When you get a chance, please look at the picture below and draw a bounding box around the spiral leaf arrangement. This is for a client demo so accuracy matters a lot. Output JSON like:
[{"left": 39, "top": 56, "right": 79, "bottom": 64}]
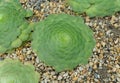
[
  {"left": 0, "top": 59, "right": 39, "bottom": 83},
  {"left": 32, "top": 14, "right": 95, "bottom": 72},
  {"left": 0, "top": 0, "right": 33, "bottom": 53},
  {"left": 66, "top": 0, "right": 120, "bottom": 17}
]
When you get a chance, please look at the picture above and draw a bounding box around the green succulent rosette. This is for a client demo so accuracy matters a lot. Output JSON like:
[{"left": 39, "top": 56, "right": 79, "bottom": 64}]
[
  {"left": 32, "top": 14, "right": 95, "bottom": 72},
  {"left": 66, "top": 0, "right": 120, "bottom": 17},
  {"left": 0, "top": 0, "right": 33, "bottom": 53},
  {"left": 0, "top": 59, "right": 39, "bottom": 83}
]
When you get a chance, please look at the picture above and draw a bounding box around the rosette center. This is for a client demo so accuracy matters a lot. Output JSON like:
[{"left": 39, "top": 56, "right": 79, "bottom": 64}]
[{"left": 56, "top": 32, "right": 71, "bottom": 47}]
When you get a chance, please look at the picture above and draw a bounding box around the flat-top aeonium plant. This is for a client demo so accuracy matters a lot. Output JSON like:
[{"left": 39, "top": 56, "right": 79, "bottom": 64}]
[
  {"left": 0, "top": 0, "right": 33, "bottom": 53},
  {"left": 0, "top": 59, "right": 39, "bottom": 83},
  {"left": 32, "top": 14, "right": 96, "bottom": 72},
  {"left": 66, "top": 0, "right": 120, "bottom": 17}
]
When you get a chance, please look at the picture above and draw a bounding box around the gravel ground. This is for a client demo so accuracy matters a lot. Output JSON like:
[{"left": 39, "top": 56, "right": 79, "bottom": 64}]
[{"left": 0, "top": 0, "right": 120, "bottom": 83}]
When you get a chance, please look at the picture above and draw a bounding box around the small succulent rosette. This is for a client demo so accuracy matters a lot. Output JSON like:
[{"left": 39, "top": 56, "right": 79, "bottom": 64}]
[
  {"left": 32, "top": 14, "right": 96, "bottom": 72},
  {"left": 66, "top": 0, "right": 120, "bottom": 17},
  {"left": 0, "top": 0, "right": 33, "bottom": 53},
  {"left": 0, "top": 59, "right": 39, "bottom": 83}
]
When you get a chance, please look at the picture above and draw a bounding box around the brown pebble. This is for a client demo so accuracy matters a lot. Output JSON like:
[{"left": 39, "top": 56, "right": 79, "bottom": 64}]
[
  {"left": 19, "top": 55, "right": 24, "bottom": 61},
  {"left": 99, "top": 54, "right": 103, "bottom": 59},
  {"left": 72, "top": 76, "right": 78, "bottom": 81},
  {"left": 93, "top": 64, "right": 97, "bottom": 70}
]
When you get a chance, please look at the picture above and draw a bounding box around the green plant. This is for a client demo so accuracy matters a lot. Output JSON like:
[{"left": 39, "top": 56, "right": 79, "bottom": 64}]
[
  {"left": 66, "top": 0, "right": 120, "bottom": 17},
  {"left": 31, "top": 14, "right": 95, "bottom": 72},
  {"left": 0, "top": 59, "right": 39, "bottom": 83},
  {"left": 0, "top": 0, "right": 33, "bottom": 53}
]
